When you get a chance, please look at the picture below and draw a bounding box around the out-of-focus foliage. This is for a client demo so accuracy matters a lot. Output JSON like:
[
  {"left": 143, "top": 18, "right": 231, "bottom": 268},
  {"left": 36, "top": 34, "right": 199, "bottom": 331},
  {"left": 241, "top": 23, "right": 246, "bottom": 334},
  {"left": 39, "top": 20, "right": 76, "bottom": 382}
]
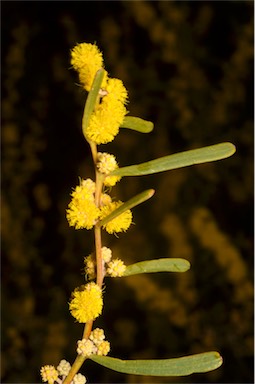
[{"left": 1, "top": 2, "right": 253, "bottom": 383}]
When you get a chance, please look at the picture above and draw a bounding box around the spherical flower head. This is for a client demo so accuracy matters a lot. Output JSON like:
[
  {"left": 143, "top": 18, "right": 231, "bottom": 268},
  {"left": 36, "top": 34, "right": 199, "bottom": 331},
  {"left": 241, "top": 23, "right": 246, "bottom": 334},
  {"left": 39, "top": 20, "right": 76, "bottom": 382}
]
[
  {"left": 70, "top": 180, "right": 95, "bottom": 201},
  {"left": 85, "top": 94, "right": 127, "bottom": 144},
  {"left": 97, "top": 152, "right": 118, "bottom": 174},
  {"left": 101, "top": 246, "right": 112, "bottom": 263},
  {"left": 80, "top": 178, "right": 96, "bottom": 194},
  {"left": 97, "top": 152, "right": 121, "bottom": 187},
  {"left": 69, "top": 283, "right": 103, "bottom": 323},
  {"left": 77, "top": 338, "right": 97, "bottom": 356},
  {"left": 84, "top": 254, "right": 96, "bottom": 280},
  {"left": 104, "top": 174, "right": 122, "bottom": 187},
  {"left": 105, "top": 78, "right": 128, "bottom": 104},
  {"left": 97, "top": 340, "right": 111, "bottom": 356},
  {"left": 89, "top": 328, "right": 105, "bottom": 346},
  {"left": 40, "top": 365, "right": 58, "bottom": 384},
  {"left": 71, "top": 43, "right": 107, "bottom": 91},
  {"left": 66, "top": 181, "right": 99, "bottom": 230},
  {"left": 100, "top": 193, "right": 112, "bottom": 206},
  {"left": 100, "top": 201, "right": 132, "bottom": 234},
  {"left": 107, "top": 259, "right": 126, "bottom": 277},
  {"left": 73, "top": 373, "right": 87, "bottom": 384},
  {"left": 57, "top": 359, "right": 71, "bottom": 376},
  {"left": 96, "top": 153, "right": 122, "bottom": 186}
]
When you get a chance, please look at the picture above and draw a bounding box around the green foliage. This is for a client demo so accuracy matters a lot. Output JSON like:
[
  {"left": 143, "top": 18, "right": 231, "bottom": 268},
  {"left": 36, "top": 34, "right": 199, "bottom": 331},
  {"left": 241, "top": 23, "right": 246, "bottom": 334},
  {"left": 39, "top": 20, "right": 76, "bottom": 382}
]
[
  {"left": 123, "top": 258, "right": 190, "bottom": 276},
  {"left": 99, "top": 189, "right": 155, "bottom": 226},
  {"left": 1, "top": 2, "right": 252, "bottom": 383},
  {"left": 66, "top": 37, "right": 235, "bottom": 379},
  {"left": 90, "top": 352, "right": 222, "bottom": 376},
  {"left": 120, "top": 116, "right": 154, "bottom": 133},
  {"left": 110, "top": 143, "right": 236, "bottom": 177},
  {"left": 91, "top": 126, "right": 233, "bottom": 379},
  {"left": 82, "top": 68, "right": 105, "bottom": 138}
]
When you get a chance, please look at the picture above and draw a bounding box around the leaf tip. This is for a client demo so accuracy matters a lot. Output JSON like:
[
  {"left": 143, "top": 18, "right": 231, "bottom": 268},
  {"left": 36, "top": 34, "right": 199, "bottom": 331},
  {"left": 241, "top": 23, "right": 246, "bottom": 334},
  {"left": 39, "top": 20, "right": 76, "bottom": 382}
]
[
  {"left": 229, "top": 142, "right": 236, "bottom": 156},
  {"left": 148, "top": 189, "right": 155, "bottom": 198},
  {"left": 215, "top": 351, "right": 223, "bottom": 366}
]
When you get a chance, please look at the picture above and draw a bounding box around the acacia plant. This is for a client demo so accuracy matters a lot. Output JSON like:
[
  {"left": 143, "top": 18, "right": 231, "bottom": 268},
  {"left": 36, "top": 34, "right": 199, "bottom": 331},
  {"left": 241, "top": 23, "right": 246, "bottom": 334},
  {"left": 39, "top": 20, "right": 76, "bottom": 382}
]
[{"left": 40, "top": 43, "right": 236, "bottom": 384}]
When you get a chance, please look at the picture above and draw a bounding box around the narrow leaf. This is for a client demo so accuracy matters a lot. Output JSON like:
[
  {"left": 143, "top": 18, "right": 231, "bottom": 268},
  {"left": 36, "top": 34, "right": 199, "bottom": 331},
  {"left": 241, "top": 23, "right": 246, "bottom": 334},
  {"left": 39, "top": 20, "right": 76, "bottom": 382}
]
[
  {"left": 120, "top": 116, "right": 154, "bottom": 133},
  {"left": 123, "top": 258, "right": 190, "bottom": 276},
  {"left": 82, "top": 68, "right": 105, "bottom": 138},
  {"left": 110, "top": 142, "right": 236, "bottom": 177},
  {"left": 99, "top": 189, "right": 155, "bottom": 227},
  {"left": 90, "top": 352, "right": 223, "bottom": 376}
]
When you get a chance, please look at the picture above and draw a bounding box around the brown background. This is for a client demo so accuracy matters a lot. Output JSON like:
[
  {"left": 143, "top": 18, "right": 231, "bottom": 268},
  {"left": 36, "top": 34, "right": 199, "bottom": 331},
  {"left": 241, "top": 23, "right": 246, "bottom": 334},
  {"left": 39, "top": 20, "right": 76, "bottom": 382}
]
[{"left": 1, "top": 1, "right": 253, "bottom": 383}]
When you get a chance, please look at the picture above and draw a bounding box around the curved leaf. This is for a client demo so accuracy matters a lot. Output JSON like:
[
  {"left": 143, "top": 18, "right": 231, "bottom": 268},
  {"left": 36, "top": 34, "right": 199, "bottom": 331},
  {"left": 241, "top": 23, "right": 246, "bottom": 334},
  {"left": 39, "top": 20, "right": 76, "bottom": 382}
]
[
  {"left": 82, "top": 68, "right": 105, "bottom": 138},
  {"left": 120, "top": 116, "right": 154, "bottom": 133},
  {"left": 110, "top": 142, "right": 236, "bottom": 177},
  {"left": 90, "top": 352, "right": 223, "bottom": 376},
  {"left": 99, "top": 189, "right": 154, "bottom": 227},
  {"left": 123, "top": 258, "right": 190, "bottom": 276}
]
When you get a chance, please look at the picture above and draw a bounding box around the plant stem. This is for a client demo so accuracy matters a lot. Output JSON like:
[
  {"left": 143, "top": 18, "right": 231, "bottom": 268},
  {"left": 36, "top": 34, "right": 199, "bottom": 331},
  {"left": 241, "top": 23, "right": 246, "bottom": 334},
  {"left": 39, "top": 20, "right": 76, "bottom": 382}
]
[
  {"left": 90, "top": 141, "right": 98, "bottom": 165},
  {"left": 62, "top": 355, "right": 86, "bottom": 384},
  {"left": 95, "top": 224, "right": 104, "bottom": 288},
  {"left": 93, "top": 155, "right": 104, "bottom": 288},
  {"left": 83, "top": 320, "right": 93, "bottom": 339},
  {"left": 63, "top": 141, "right": 106, "bottom": 382}
]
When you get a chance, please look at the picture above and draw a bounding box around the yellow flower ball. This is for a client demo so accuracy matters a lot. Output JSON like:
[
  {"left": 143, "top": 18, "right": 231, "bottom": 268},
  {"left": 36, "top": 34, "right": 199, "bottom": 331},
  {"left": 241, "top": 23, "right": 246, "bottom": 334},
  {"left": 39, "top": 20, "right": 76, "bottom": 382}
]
[
  {"left": 40, "top": 365, "right": 58, "bottom": 384},
  {"left": 97, "top": 340, "right": 110, "bottom": 356},
  {"left": 89, "top": 328, "right": 105, "bottom": 345},
  {"left": 70, "top": 43, "right": 107, "bottom": 91},
  {"left": 104, "top": 175, "right": 122, "bottom": 187},
  {"left": 85, "top": 97, "right": 127, "bottom": 144},
  {"left": 84, "top": 255, "right": 96, "bottom": 280},
  {"left": 107, "top": 259, "right": 126, "bottom": 277},
  {"left": 77, "top": 339, "right": 97, "bottom": 356},
  {"left": 97, "top": 152, "right": 118, "bottom": 174},
  {"left": 66, "top": 180, "right": 99, "bottom": 230},
  {"left": 105, "top": 78, "right": 128, "bottom": 104},
  {"left": 100, "top": 201, "right": 132, "bottom": 234},
  {"left": 69, "top": 283, "right": 103, "bottom": 323}
]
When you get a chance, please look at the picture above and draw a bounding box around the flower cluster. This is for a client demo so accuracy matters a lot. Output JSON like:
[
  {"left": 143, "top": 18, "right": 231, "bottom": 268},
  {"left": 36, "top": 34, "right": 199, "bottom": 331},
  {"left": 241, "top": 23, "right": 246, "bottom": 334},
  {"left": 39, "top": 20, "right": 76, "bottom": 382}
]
[
  {"left": 70, "top": 42, "right": 107, "bottom": 92},
  {"left": 57, "top": 359, "right": 71, "bottom": 376},
  {"left": 84, "top": 247, "right": 126, "bottom": 279},
  {"left": 85, "top": 78, "right": 128, "bottom": 144},
  {"left": 77, "top": 328, "right": 110, "bottom": 357},
  {"left": 71, "top": 42, "right": 128, "bottom": 145},
  {"left": 66, "top": 178, "right": 132, "bottom": 234},
  {"left": 100, "top": 201, "right": 132, "bottom": 234},
  {"left": 102, "top": 246, "right": 112, "bottom": 262},
  {"left": 43, "top": 42, "right": 133, "bottom": 384},
  {"left": 107, "top": 258, "right": 126, "bottom": 277},
  {"left": 41, "top": 360, "right": 86, "bottom": 384},
  {"left": 97, "top": 152, "right": 121, "bottom": 187},
  {"left": 69, "top": 283, "right": 103, "bottom": 323},
  {"left": 66, "top": 179, "right": 99, "bottom": 230},
  {"left": 84, "top": 254, "right": 96, "bottom": 280},
  {"left": 40, "top": 365, "right": 58, "bottom": 384}
]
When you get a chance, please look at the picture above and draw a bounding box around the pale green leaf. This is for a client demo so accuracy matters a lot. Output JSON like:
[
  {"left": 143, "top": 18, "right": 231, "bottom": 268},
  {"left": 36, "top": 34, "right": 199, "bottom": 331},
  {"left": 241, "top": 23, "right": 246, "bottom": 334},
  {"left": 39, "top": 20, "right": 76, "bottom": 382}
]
[
  {"left": 99, "top": 189, "right": 155, "bottom": 227},
  {"left": 123, "top": 258, "right": 190, "bottom": 276},
  {"left": 110, "top": 142, "right": 236, "bottom": 177},
  {"left": 90, "top": 351, "right": 223, "bottom": 376},
  {"left": 82, "top": 68, "right": 105, "bottom": 138},
  {"left": 120, "top": 116, "right": 154, "bottom": 133}
]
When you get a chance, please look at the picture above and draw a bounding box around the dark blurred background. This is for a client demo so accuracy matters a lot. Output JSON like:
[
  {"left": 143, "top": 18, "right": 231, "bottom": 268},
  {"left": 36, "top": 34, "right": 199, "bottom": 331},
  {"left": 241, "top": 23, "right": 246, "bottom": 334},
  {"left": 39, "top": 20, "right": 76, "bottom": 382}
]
[{"left": 1, "top": 1, "right": 253, "bottom": 383}]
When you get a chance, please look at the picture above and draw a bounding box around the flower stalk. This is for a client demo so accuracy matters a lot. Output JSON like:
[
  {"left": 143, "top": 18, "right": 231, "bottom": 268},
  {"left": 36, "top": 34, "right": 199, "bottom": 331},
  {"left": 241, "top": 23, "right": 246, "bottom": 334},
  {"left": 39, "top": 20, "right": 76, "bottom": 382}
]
[{"left": 62, "top": 355, "right": 86, "bottom": 384}]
